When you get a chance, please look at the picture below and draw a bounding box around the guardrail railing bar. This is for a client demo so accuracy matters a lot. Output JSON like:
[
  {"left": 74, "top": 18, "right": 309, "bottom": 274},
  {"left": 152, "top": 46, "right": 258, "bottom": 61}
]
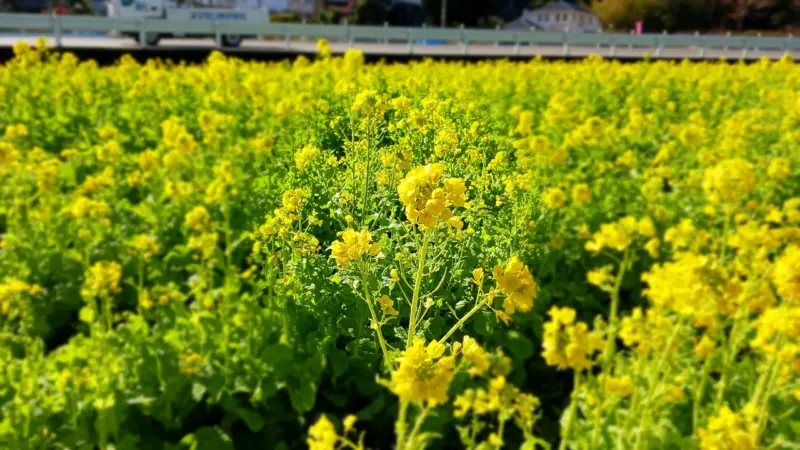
[{"left": 0, "top": 15, "right": 796, "bottom": 59}]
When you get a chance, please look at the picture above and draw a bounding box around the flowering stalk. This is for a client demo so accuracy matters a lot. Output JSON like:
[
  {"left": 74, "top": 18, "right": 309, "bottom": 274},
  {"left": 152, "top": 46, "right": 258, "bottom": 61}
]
[
  {"left": 406, "top": 232, "right": 430, "bottom": 349},
  {"left": 439, "top": 291, "right": 489, "bottom": 345},
  {"left": 693, "top": 353, "right": 713, "bottom": 430},
  {"left": 359, "top": 265, "right": 392, "bottom": 367},
  {"left": 405, "top": 405, "right": 432, "bottom": 449},
  {"left": 602, "top": 250, "right": 630, "bottom": 369},
  {"left": 559, "top": 371, "right": 581, "bottom": 450},
  {"left": 395, "top": 400, "right": 409, "bottom": 450}
]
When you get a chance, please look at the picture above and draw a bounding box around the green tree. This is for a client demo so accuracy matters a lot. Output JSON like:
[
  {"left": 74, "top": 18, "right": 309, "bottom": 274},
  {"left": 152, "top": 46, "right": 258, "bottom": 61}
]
[
  {"left": 354, "top": 0, "right": 387, "bottom": 25},
  {"left": 421, "top": 0, "right": 492, "bottom": 27}
]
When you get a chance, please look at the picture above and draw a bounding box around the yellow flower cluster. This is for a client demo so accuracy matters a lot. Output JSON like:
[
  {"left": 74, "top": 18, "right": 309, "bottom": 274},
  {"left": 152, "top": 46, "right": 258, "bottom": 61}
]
[
  {"left": 492, "top": 256, "right": 536, "bottom": 315},
  {"left": 81, "top": 261, "right": 122, "bottom": 299},
  {"left": 397, "top": 163, "right": 467, "bottom": 229},
  {"left": 542, "top": 306, "right": 604, "bottom": 371},
  {"left": 585, "top": 216, "right": 655, "bottom": 253},
  {"left": 331, "top": 228, "right": 381, "bottom": 269},
  {"left": 697, "top": 406, "right": 757, "bottom": 450},
  {"left": 702, "top": 158, "right": 756, "bottom": 204},
  {"left": 390, "top": 338, "right": 455, "bottom": 406}
]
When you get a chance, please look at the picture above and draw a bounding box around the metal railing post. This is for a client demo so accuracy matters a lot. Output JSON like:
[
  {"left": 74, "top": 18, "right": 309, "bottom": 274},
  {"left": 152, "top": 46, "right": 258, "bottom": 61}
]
[
  {"left": 138, "top": 19, "right": 146, "bottom": 47},
  {"left": 609, "top": 34, "right": 616, "bottom": 57},
  {"left": 628, "top": 30, "right": 633, "bottom": 49},
  {"left": 284, "top": 24, "right": 290, "bottom": 50},
  {"left": 562, "top": 28, "right": 568, "bottom": 56},
  {"left": 52, "top": 13, "right": 63, "bottom": 48},
  {"left": 741, "top": 40, "right": 748, "bottom": 59},
  {"left": 407, "top": 28, "right": 413, "bottom": 54},
  {"left": 214, "top": 20, "right": 222, "bottom": 47},
  {"left": 696, "top": 31, "right": 704, "bottom": 57},
  {"left": 655, "top": 30, "right": 665, "bottom": 57},
  {"left": 383, "top": 21, "right": 388, "bottom": 45},
  {"left": 754, "top": 32, "right": 761, "bottom": 51},
  {"left": 786, "top": 34, "right": 793, "bottom": 56},
  {"left": 514, "top": 32, "right": 520, "bottom": 56},
  {"left": 596, "top": 29, "right": 601, "bottom": 49},
  {"left": 495, "top": 24, "right": 500, "bottom": 47},
  {"left": 461, "top": 24, "right": 467, "bottom": 55},
  {"left": 346, "top": 22, "right": 352, "bottom": 48},
  {"left": 724, "top": 31, "right": 730, "bottom": 51}
]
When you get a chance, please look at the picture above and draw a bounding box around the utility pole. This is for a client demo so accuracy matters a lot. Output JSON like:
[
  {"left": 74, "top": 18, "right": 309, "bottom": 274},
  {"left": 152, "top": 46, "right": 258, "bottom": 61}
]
[{"left": 440, "top": 0, "right": 446, "bottom": 27}]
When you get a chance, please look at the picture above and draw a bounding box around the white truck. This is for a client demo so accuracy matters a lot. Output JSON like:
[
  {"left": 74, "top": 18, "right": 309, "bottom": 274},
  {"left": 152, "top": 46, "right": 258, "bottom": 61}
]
[{"left": 106, "top": 0, "right": 271, "bottom": 47}]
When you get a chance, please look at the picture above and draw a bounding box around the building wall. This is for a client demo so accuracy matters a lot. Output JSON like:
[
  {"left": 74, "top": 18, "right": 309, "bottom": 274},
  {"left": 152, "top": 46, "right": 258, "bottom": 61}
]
[{"left": 526, "top": 10, "right": 600, "bottom": 32}]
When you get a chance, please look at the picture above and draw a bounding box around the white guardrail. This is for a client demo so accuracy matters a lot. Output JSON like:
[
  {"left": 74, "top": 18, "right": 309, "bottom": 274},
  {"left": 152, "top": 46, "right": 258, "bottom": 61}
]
[{"left": 0, "top": 13, "right": 797, "bottom": 57}]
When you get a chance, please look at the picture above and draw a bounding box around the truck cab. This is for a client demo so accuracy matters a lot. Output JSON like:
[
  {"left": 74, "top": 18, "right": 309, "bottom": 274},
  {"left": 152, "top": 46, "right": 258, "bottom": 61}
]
[{"left": 107, "top": 0, "right": 270, "bottom": 46}]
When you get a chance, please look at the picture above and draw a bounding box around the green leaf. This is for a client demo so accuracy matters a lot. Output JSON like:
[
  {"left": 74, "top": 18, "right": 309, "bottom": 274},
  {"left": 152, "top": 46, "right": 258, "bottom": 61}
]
[
  {"left": 232, "top": 407, "right": 265, "bottom": 432},
  {"left": 471, "top": 310, "right": 494, "bottom": 337},
  {"left": 330, "top": 350, "right": 349, "bottom": 379},
  {"left": 503, "top": 331, "right": 534, "bottom": 361},
  {"left": 191, "top": 383, "right": 207, "bottom": 403},
  {"left": 393, "top": 326, "right": 408, "bottom": 341},
  {"left": 180, "top": 427, "right": 233, "bottom": 450},
  {"left": 289, "top": 379, "right": 317, "bottom": 413}
]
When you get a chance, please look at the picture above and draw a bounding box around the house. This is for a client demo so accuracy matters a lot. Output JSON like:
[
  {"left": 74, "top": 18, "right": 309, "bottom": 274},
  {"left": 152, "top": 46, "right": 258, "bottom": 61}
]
[
  {"left": 286, "top": 0, "right": 323, "bottom": 16},
  {"left": 505, "top": 0, "right": 600, "bottom": 32}
]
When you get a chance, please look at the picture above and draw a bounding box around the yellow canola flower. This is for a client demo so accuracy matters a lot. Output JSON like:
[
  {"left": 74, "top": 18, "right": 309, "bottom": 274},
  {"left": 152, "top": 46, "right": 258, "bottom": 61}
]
[
  {"left": 571, "top": 183, "right": 591, "bottom": 204},
  {"left": 585, "top": 216, "right": 639, "bottom": 253},
  {"left": 702, "top": 158, "right": 756, "bottom": 204},
  {"left": 462, "top": 336, "right": 491, "bottom": 376},
  {"left": 377, "top": 295, "right": 399, "bottom": 317},
  {"left": 390, "top": 338, "right": 455, "bottom": 406},
  {"left": 81, "top": 261, "right": 122, "bottom": 299},
  {"left": 295, "top": 145, "right": 321, "bottom": 170},
  {"left": 601, "top": 375, "right": 635, "bottom": 398},
  {"left": 698, "top": 406, "right": 757, "bottom": 450},
  {"left": 772, "top": 245, "right": 800, "bottom": 300},
  {"left": 767, "top": 157, "right": 790, "bottom": 180},
  {"left": 543, "top": 187, "right": 568, "bottom": 209},
  {"left": 492, "top": 256, "right": 536, "bottom": 315},
  {"left": 542, "top": 306, "right": 604, "bottom": 371},
  {"left": 307, "top": 415, "right": 337, "bottom": 450},
  {"left": 397, "top": 164, "right": 467, "bottom": 229},
  {"left": 185, "top": 206, "right": 211, "bottom": 233},
  {"left": 331, "top": 228, "right": 380, "bottom": 269}
]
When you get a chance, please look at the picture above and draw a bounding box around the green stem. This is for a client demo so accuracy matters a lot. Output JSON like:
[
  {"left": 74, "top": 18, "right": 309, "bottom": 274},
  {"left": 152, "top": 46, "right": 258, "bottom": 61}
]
[
  {"left": 439, "top": 294, "right": 489, "bottom": 345},
  {"left": 406, "top": 232, "right": 430, "bottom": 349},
  {"left": 396, "top": 401, "right": 409, "bottom": 450},
  {"left": 406, "top": 405, "right": 431, "bottom": 448},
  {"left": 559, "top": 371, "right": 581, "bottom": 450},
  {"left": 633, "top": 317, "right": 685, "bottom": 450},
  {"left": 693, "top": 356, "right": 713, "bottom": 431},
  {"left": 602, "top": 250, "right": 629, "bottom": 369},
  {"left": 359, "top": 266, "right": 391, "bottom": 368},
  {"left": 713, "top": 314, "right": 745, "bottom": 412},
  {"left": 754, "top": 355, "right": 781, "bottom": 444}
]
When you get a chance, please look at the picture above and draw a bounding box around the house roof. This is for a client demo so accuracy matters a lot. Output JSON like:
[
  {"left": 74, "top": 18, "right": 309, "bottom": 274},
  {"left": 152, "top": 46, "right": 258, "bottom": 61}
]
[
  {"left": 531, "top": 0, "right": 594, "bottom": 15},
  {"left": 503, "top": 16, "right": 544, "bottom": 30}
]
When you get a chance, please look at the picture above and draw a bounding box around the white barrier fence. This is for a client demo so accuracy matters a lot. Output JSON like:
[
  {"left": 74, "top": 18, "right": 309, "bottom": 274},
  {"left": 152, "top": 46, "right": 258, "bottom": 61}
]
[{"left": 0, "top": 13, "right": 797, "bottom": 58}]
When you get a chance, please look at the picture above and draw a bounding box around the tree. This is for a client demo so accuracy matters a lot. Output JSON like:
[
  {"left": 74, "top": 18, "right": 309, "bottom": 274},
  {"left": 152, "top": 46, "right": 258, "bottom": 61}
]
[
  {"left": 354, "top": 0, "right": 387, "bottom": 25},
  {"left": 421, "top": 0, "right": 492, "bottom": 27}
]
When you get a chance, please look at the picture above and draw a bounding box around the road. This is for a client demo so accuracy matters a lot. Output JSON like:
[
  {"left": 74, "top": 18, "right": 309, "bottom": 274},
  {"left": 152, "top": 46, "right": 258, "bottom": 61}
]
[{"left": 0, "top": 34, "right": 792, "bottom": 60}]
